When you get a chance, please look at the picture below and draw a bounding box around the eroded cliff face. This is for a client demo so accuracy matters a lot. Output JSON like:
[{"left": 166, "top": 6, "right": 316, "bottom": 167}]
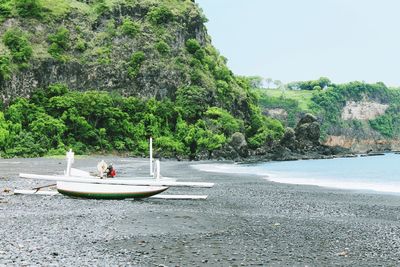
[
  {"left": 341, "top": 100, "right": 388, "bottom": 121},
  {"left": 323, "top": 136, "right": 400, "bottom": 152},
  {"left": 324, "top": 99, "right": 393, "bottom": 152},
  {"left": 0, "top": 0, "right": 208, "bottom": 104}
]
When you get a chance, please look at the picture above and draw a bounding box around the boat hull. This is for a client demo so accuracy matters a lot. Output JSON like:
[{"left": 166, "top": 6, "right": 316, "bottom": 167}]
[{"left": 57, "top": 181, "right": 168, "bottom": 199}]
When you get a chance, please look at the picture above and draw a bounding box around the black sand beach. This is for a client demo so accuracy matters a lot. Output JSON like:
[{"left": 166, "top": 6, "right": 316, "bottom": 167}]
[{"left": 1, "top": 157, "right": 400, "bottom": 266}]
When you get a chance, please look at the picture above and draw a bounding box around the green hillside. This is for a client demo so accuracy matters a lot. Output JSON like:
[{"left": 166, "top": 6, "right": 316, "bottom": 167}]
[
  {"left": 0, "top": 0, "right": 284, "bottom": 158},
  {"left": 257, "top": 79, "right": 400, "bottom": 149},
  {"left": 258, "top": 89, "right": 313, "bottom": 111}
]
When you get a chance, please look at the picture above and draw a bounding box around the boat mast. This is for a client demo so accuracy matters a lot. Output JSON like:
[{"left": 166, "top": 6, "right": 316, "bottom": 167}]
[
  {"left": 66, "top": 149, "right": 74, "bottom": 177},
  {"left": 149, "top": 137, "right": 154, "bottom": 176}
]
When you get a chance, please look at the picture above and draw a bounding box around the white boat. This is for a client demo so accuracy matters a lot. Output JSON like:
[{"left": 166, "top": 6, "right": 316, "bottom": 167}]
[
  {"left": 17, "top": 139, "right": 214, "bottom": 200},
  {"left": 14, "top": 189, "right": 208, "bottom": 200},
  {"left": 56, "top": 181, "right": 168, "bottom": 199},
  {"left": 19, "top": 173, "right": 214, "bottom": 188}
]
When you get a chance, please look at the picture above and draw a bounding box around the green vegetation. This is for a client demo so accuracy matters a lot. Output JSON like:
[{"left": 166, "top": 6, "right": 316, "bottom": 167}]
[
  {"left": 2, "top": 28, "right": 32, "bottom": 67},
  {"left": 310, "top": 81, "right": 392, "bottom": 137},
  {"left": 48, "top": 27, "right": 70, "bottom": 62},
  {"left": 155, "top": 40, "right": 170, "bottom": 55},
  {"left": 287, "top": 77, "right": 332, "bottom": 91},
  {"left": 94, "top": 0, "right": 109, "bottom": 16},
  {"left": 185, "top": 39, "right": 201, "bottom": 54},
  {"left": 0, "top": 0, "right": 286, "bottom": 158},
  {"left": 0, "top": 83, "right": 283, "bottom": 158},
  {"left": 147, "top": 5, "right": 174, "bottom": 25},
  {"left": 0, "top": 55, "right": 11, "bottom": 80},
  {"left": 15, "top": 0, "right": 43, "bottom": 18},
  {"left": 120, "top": 18, "right": 140, "bottom": 37},
  {"left": 255, "top": 88, "right": 313, "bottom": 127},
  {"left": 369, "top": 114, "right": 394, "bottom": 137},
  {"left": 256, "top": 78, "right": 400, "bottom": 141},
  {"left": 259, "top": 89, "right": 313, "bottom": 111},
  {"left": 0, "top": 2, "right": 12, "bottom": 22},
  {"left": 127, "top": 51, "right": 145, "bottom": 78}
]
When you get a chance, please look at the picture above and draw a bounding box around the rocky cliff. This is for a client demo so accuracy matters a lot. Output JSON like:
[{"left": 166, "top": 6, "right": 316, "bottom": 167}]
[{"left": 0, "top": 0, "right": 210, "bottom": 103}]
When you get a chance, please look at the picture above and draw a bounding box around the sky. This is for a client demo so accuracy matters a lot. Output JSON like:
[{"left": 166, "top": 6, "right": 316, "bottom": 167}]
[{"left": 195, "top": 0, "right": 400, "bottom": 86}]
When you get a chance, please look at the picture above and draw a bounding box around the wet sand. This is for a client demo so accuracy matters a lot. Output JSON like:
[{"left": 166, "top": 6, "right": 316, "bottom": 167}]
[{"left": 1, "top": 157, "right": 400, "bottom": 266}]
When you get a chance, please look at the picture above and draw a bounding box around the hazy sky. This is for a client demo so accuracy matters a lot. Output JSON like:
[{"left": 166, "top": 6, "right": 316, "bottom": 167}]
[{"left": 196, "top": 0, "right": 400, "bottom": 86}]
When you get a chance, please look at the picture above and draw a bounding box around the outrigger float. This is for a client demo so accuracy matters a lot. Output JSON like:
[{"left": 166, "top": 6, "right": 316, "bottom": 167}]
[{"left": 15, "top": 138, "right": 214, "bottom": 200}]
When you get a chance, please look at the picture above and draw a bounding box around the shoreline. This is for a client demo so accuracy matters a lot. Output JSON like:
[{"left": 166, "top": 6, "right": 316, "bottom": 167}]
[
  {"left": 192, "top": 154, "right": 400, "bottom": 196},
  {"left": 1, "top": 157, "right": 400, "bottom": 265}
]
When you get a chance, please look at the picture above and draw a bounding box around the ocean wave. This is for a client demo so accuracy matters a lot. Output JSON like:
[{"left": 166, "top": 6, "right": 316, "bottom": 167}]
[{"left": 192, "top": 160, "right": 400, "bottom": 194}]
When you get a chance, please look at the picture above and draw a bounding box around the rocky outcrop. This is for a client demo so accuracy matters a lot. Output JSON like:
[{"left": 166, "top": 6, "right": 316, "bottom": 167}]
[
  {"left": 278, "top": 113, "right": 321, "bottom": 152},
  {"left": 279, "top": 127, "right": 296, "bottom": 150},
  {"left": 241, "top": 113, "right": 351, "bottom": 162},
  {"left": 294, "top": 113, "right": 320, "bottom": 147},
  {"left": 211, "top": 132, "right": 249, "bottom": 160},
  {"left": 206, "top": 113, "right": 352, "bottom": 161}
]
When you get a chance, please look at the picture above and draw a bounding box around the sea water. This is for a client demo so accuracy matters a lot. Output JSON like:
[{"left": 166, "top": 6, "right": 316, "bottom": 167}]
[{"left": 193, "top": 153, "right": 400, "bottom": 194}]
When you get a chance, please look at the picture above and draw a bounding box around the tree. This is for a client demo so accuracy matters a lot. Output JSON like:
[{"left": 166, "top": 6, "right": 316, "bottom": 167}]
[
  {"left": 175, "top": 85, "right": 209, "bottom": 122},
  {"left": 265, "top": 78, "right": 273, "bottom": 89},
  {"left": 29, "top": 113, "right": 66, "bottom": 149},
  {"left": 0, "top": 112, "right": 9, "bottom": 150},
  {"left": 273, "top": 80, "right": 282, "bottom": 89},
  {"left": 318, "top": 77, "right": 331, "bottom": 89},
  {"left": 241, "top": 76, "right": 263, "bottom": 88},
  {"left": 204, "top": 107, "right": 242, "bottom": 136}
]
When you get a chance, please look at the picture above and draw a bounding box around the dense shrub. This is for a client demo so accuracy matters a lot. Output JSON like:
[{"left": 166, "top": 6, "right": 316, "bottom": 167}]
[
  {"left": 120, "top": 18, "right": 140, "bottom": 37},
  {"left": 204, "top": 107, "right": 242, "bottom": 136},
  {"left": 175, "top": 85, "right": 209, "bottom": 122},
  {"left": 0, "top": 55, "right": 11, "bottom": 80},
  {"left": 369, "top": 114, "right": 393, "bottom": 137},
  {"left": 75, "top": 39, "right": 87, "bottom": 52},
  {"left": 155, "top": 41, "right": 170, "bottom": 55},
  {"left": 0, "top": 112, "right": 9, "bottom": 150},
  {"left": 0, "top": 2, "right": 12, "bottom": 21},
  {"left": 287, "top": 77, "right": 332, "bottom": 90},
  {"left": 94, "top": 0, "right": 108, "bottom": 15},
  {"left": 185, "top": 39, "right": 201, "bottom": 54},
  {"left": 147, "top": 6, "right": 174, "bottom": 25},
  {"left": 15, "top": 0, "right": 42, "bottom": 18},
  {"left": 2, "top": 28, "right": 33, "bottom": 64},
  {"left": 127, "top": 51, "right": 145, "bottom": 78},
  {"left": 48, "top": 27, "right": 70, "bottom": 62}
]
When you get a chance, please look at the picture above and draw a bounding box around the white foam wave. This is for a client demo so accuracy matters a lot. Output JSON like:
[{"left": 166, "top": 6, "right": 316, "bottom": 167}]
[
  {"left": 191, "top": 163, "right": 269, "bottom": 176},
  {"left": 192, "top": 163, "right": 400, "bottom": 194},
  {"left": 267, "top": 175, "right": 400, "bottom": 194}
]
